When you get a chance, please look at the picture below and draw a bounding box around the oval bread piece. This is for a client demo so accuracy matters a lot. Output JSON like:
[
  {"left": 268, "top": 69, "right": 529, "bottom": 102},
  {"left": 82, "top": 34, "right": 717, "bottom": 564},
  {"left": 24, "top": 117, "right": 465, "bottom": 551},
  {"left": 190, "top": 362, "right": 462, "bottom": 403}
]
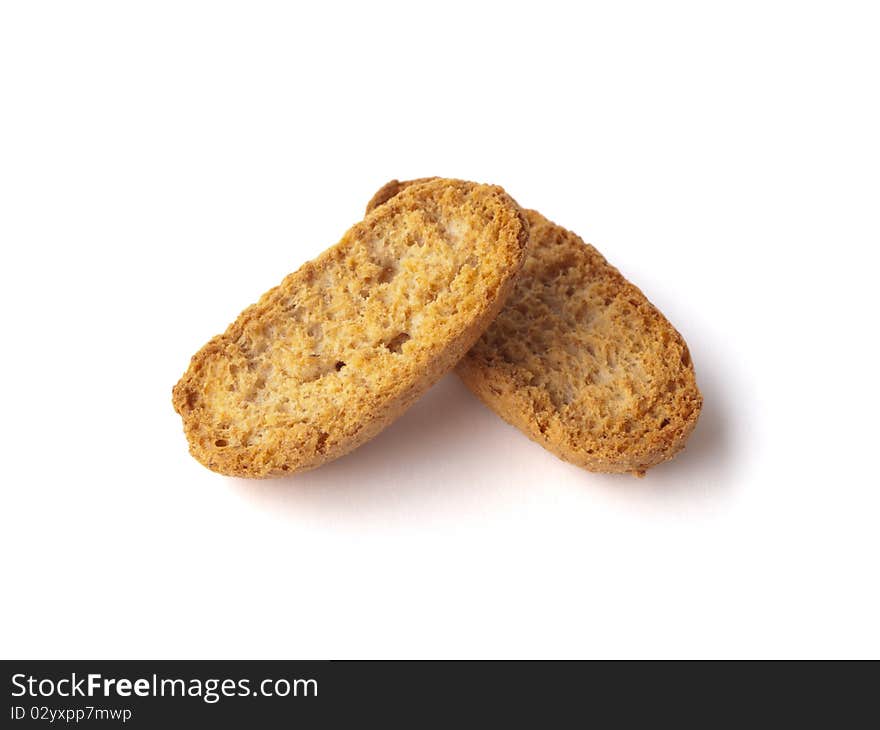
[
  {"left": 367, "top": 180, "right": 702, "bottom": 475},
  {"left": 173, "top": 179, "right": 529, "bottom": 477}
]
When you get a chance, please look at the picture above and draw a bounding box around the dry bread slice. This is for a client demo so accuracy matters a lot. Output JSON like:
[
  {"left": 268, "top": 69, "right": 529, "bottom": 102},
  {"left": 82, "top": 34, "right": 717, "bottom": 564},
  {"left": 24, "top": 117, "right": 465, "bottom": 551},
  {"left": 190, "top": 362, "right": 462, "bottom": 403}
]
[
  {"left": 173, "top": 179, "right": 529, "bottom": 477},
  {"left": 367, "top": 180, "right": 702, "bottom": 475}
]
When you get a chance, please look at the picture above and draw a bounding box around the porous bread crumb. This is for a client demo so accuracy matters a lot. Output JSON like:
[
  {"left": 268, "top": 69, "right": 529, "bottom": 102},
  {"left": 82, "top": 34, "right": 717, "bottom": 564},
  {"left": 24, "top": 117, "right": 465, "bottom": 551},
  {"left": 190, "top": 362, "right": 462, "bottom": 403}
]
[
  {"left": 459, "top": 210, "right": 702, "bottom": 474},
  {"left": 367, "top": 181, "right": 702, "bottom": 474},
  {"left": 173, "top": 179, "right": 529, "bottom": 477}
]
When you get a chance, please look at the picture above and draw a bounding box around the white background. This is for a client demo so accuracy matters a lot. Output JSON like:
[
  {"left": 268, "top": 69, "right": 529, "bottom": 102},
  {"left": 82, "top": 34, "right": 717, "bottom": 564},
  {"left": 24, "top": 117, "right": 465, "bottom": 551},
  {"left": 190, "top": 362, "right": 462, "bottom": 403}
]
[{"left": 2, "top": 1, "right": 878, "bottom": 659}]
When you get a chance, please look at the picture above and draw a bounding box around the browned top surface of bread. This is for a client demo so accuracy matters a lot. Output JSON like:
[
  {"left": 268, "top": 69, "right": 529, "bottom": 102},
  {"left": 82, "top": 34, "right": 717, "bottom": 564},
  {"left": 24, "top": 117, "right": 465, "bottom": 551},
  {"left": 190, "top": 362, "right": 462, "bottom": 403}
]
[
  {"left": 173, "top": 179, "right": 529, "bottom": 477},
  {"left": 367, "top": 181, "right": 702, "bottom": 474}
]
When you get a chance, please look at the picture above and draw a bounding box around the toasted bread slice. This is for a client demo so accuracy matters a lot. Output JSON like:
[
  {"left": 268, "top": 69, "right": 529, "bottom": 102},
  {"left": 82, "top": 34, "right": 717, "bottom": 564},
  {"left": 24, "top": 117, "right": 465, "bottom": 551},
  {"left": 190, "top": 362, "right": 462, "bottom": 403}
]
[
  {"left": 173, "top": 179, "right": 529, "bottom": 477},
  {"left": 367, "top": 180, "right": 702, "bottom": 474}
]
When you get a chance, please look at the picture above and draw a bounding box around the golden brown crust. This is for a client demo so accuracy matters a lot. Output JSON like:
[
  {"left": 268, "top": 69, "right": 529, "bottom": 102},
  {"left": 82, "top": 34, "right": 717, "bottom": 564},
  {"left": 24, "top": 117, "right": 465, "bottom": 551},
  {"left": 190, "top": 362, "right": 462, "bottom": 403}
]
[
  {"left": 365, "top": 178, "right": 436, "bottom": 214},
  {"left": 367, "top": 181, "right": 702, "bottom": 474},
  {"left": 173, "top": 179, "right": 529, "bottom": 477}
]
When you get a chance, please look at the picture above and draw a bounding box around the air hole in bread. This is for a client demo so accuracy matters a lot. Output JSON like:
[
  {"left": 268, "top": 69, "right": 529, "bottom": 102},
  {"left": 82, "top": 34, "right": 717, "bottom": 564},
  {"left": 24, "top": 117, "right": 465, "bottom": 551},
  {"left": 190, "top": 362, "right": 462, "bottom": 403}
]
[
  {"left": 214, "top": 439, "right": 228, "bottom": 447},
  {"left": 659, "top": 418, "right": 670, "bottom": 429},
  {"left": 316, "top": 431, "right": 329, "bottom": 453},
  {"left": 385, "top": 333, "right": 410, "bottom": 354},
  {"left": 378, "top": 266, "right": 395, "bottom": 284},
  {"left": 335, "top": 361, "right": 346, "bottom": 371}
]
